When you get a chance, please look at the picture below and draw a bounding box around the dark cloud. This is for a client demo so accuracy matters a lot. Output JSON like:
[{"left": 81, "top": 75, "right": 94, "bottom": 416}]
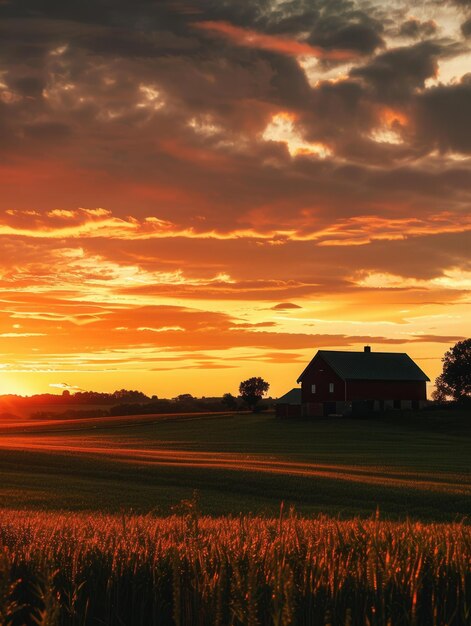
[
  {"left": 399, "top": 18, "right": 437, "bottom": 39},
  {"left": 23, "top": 121, "right": 72, "bottom": 140},
  {"left": 0, "top": 4, "right": 469, "bottom": 301},
  {"left": 307, "top": 17, "right": 384, "bottom": 55},
  {"left": 263, "top": 51, "right": 312, "bottom": 107},
  {"left": 342, "top": 230, "right": 471, "bottom": 281},
  {"left": 414, "top": 74, "right": 471, "bottom": 153},
  {"left": 0, "top": 0, "right": 194, "bottom": 31},
  {"left": 461, "top": 17, "right": 471, "bottom": 37},
  {"left": 9, "top": 76, "right": 44, "bottom": 97},
  {"left": 255, "top": 0, "right": 385, "bottom": 55},
  {"left": 300, "top": 78, "right": 373, "bottom": 150},
  {"left": 271, "top": 303, "right": 302, "bottom": 310},
  {"left": 350, "top": 41, "right": 442, "bottom": 101}
]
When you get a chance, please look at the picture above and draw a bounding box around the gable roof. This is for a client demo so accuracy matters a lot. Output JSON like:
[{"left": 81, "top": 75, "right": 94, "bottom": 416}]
[
  {"left": 275, "top": 388, "right": 302, "bottom": 404},
  {"left": 297, "top": 350, "right": 430, "bottom": 383}
]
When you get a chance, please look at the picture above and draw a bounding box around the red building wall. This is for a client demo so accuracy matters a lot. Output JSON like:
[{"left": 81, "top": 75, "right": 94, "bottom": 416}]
[
  {"left": 300, "top": 356, "right": 427, "bottom": 402},
  {"left": 300, "top": 357, "right": 346, "bottom": 402},
  {"left": 346, "top": 380, "right": 426, "bottom": 401}
]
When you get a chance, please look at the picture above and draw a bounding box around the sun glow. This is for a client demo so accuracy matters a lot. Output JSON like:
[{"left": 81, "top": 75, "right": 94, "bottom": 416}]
[
  {"left": 262, "top": 112, "right": 332, "bottom": 158},
  {"left": 0, "top": 0, "right": 469, "bottom": 401},
  {"left": 0, "top": 373, "right": 35, "bottom": 397}
]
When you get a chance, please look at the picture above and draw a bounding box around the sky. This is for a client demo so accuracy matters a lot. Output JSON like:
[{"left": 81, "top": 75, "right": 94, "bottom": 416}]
[{"left": 0, "top": 0, "right": 470, "bottom": 398}]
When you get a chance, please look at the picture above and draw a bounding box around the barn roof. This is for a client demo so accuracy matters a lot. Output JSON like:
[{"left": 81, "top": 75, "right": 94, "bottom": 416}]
[
  {"left": 297, "top": 350, "right": 430, "bottom": 383},
  {"left": 275, "top": 388, "right": 302, "bottom": 405}
]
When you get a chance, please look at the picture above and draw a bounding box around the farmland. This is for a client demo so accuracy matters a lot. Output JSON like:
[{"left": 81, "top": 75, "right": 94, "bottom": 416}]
[
  {"left": 0, "top": 509, "right": 470, "bottom": 625},
  {"left": 0, "top": 410, "right": 469, "bottom": 519},
  {"left": 0, "top": 410, "right": 470, "bottom": 624}
]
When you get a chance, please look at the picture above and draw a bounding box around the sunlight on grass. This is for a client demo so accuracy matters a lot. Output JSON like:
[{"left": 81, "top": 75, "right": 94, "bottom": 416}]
[{"left": 0, "top": 434, "right": 469, "bottom": 496}]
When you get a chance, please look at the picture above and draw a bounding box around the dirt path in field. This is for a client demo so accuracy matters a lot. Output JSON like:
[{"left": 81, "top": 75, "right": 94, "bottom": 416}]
[{"left": 0, "top": 435, "right": 469, "bottom": 497}]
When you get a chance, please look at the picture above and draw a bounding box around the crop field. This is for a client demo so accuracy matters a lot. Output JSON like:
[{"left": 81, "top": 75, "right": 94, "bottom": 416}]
[
  {"left": 0, "top": 411, "right": 469, "bottom": 624},
  {"left": 0, "top": 508, "right": 470, "bottom": 625}
]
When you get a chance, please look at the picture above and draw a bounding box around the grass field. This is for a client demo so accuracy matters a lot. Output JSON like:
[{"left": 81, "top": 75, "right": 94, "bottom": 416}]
[{"left": 0, "top": 410, "right": 469, "bottom": 520}]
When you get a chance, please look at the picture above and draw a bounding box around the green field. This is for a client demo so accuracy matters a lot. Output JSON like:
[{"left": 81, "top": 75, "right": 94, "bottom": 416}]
[{"left": 0, "top": 410, "right": 469, "bottom": 520}]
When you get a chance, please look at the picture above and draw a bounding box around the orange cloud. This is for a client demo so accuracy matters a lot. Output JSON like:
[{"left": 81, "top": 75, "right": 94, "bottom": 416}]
[
  {"left": 1, "top": 208, "right": 470, "bottom": 245},
  {"left": 194, "top": 21, "right": 355, "bottom": 60},
  {"left": 0, "top": 0, "right": 470, "bottom": 399}
]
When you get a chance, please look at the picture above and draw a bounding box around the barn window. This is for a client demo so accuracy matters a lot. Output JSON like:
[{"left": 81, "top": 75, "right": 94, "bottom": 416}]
[
  {"left": 311, "top": 384, "right": 316, "bottom": 394},
  {"left": 329, "top": 383, "right": 334, "bottom": 393}
]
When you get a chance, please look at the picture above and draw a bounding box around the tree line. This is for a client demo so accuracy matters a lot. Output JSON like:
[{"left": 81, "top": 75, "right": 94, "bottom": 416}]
[{"left": 0, "top": 339, "right": 468, "bottom": 418}]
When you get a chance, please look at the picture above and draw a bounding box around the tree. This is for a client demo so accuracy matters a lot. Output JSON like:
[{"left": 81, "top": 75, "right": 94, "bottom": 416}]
[
  {"left": 239, "top": 377, "right": 270, "bottom": 412},
  {"left": 434, "top": 339, "right": 471, "bottom": 402},
  {"left": 175, "top": 394, "right": 194, "bottom": 402},
  {"left": 222, "top": 392, "right": 237, "bottom": 410},
  {"left": 112, "top": 389, "right": 149, "bottom": 402}
]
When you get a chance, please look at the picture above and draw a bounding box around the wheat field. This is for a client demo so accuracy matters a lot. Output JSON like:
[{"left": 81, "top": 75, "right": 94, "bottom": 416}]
[{"left": 0, "top": 505, "right": 470, "bottom": 625}]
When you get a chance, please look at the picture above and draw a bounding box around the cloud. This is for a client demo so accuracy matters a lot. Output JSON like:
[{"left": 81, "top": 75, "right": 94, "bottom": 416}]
[
  {"left": 137, "top": 326, "right": 185, "bottom": 332},
  {"left": 271, "top": 303, "right": 302, "bottom": 310},
  {"left": 414, "top": 74, "right": 471, "bottom": 153},
  {"left": 0, "top": 0, "right": 469, "bottom": 394},
  {"left": 231, "top": 322, "right": 278, "bottom": 328},
  {"left": 350, "top": 41, "right": 442, "bottom": 101},
  {"left": 49, "top": 382, "right": 83, "bottom": 392},
  {"left": 462, "top": 17, "right": 471, "bottom": 37},
  {"left": 306, "top": 16, "right": 384, "bottom": 55},
  {"left": 1, "top": 207, "right": 470, "bottom": 245},
  {"left": 399, "top": 19, "right": 438, "bottom": 40},
  {"left": 194, "top": 20, "right": 357, "bottom": 60},
  {"left": 0, "top": 332, "right": 47, "bottom": 338},
  {"left": 410, "top": 334, "right": 465, "bottom": 343}
]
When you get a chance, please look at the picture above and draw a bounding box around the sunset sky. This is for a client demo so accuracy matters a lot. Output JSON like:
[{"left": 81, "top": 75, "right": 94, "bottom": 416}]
[{"left": 0, "top": 0, "right": 470, "bottom": 398}]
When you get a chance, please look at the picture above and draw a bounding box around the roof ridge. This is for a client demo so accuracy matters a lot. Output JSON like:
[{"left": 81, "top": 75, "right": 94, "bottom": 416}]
[
  {"left": 318, "top": 349, "right": 409, "bottom": 354},
  {"left": 298, "top": 349, "right": 430, "bottom": 382}
]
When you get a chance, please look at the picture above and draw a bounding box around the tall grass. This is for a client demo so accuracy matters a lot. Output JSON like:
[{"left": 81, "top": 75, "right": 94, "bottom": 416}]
[{"left": 0, "top": 507, "right": 469, "bottom": 625}]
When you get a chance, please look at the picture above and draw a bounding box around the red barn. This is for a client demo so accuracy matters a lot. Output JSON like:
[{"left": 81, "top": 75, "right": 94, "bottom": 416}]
[{"left": 297, "top": 346, "right": 429, "bottom": 415}]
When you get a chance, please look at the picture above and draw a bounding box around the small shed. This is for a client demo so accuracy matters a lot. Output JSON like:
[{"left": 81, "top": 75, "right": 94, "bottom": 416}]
[{"left": 275, "top": 388, "right": 302, "bottom": 418}]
